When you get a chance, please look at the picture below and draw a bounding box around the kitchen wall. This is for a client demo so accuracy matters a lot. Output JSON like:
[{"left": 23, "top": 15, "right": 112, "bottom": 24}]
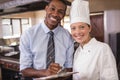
[
  {"left": 0, "top": 10, "right": 46, "bottom": 45},
  {"left": 35, "top": 10, "right": 46, "bottom": 24},
  {"left": 0, "top": 11, "right": 46, "bottom": 39},
  {"left": 89, "top": 0, "right": 120, "bottom": 12}
]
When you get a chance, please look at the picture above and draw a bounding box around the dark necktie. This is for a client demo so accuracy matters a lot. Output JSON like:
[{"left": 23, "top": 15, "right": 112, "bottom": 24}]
[{"left": 46, "top": 31, "right": 55, "bottom": 68}]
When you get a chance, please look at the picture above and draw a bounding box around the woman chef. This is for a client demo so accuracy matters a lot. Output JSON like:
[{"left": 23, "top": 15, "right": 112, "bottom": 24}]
[{"left": 70, "top": 0, "right": 119, "bottom": 80}]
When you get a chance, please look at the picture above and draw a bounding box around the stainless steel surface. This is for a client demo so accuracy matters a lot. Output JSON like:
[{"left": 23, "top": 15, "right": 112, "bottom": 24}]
[
  {"left": 0, "top": 57, "right": 19, "bottom": 64},
  {"left": 0, "top": 46, "right": 14, "bottom": 53}
]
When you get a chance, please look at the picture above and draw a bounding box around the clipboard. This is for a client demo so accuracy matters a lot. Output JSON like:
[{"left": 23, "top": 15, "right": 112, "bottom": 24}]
[{"left": 36, "top": 72, "right": 78, "bottom": 80}]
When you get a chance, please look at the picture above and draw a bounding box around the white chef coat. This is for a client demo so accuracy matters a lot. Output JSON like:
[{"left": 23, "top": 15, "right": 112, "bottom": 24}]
[{"left": 73, "top": 38, "right": 118, "bottom": 80}]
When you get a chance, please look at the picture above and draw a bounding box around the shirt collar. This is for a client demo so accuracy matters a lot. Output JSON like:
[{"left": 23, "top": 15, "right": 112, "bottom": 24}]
[
  {"left": 80, "top": 38, "right": 97, "bottom": 49},
  {"left": 41, "top": 20, "right": 60, "bottom": 34}
]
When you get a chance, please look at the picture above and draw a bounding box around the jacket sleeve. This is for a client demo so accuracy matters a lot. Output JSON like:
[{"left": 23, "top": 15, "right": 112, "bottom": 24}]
[{"left": 98, "top": 44, "right": 119, "bottom": 80}]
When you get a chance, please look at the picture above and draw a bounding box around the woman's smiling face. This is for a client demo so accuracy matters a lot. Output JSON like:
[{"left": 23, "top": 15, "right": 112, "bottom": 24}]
[{"left": 70, "top": 22, "right": 91, "bottom": 45}]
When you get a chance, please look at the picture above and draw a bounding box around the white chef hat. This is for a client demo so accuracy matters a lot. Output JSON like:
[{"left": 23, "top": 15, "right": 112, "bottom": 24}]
[{"left": 70, "top": 0, "right": 90, "bottom": 25}]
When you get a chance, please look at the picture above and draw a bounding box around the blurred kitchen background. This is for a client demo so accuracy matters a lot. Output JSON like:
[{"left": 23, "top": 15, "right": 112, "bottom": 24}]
[{"left": 0, "top": 0, "right": 120, "bottom": 80}]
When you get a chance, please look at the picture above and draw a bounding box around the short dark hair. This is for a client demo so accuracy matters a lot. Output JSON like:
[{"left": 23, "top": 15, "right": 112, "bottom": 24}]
[
  {"left": 47, "top": 0, "right": 67, "bottom": 13},
  {"left": 48, "top": 0, "right": 67, "bottom": 6}
]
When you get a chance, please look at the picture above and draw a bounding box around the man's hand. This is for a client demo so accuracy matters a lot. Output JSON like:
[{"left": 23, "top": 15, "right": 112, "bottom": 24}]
[{"left": 47, "top": 63, "right": 62, "bottom": 75}]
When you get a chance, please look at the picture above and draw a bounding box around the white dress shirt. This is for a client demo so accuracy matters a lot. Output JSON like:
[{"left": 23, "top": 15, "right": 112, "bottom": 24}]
[{"left": 19, "top": 21, "right": 74, "bottom": 71}]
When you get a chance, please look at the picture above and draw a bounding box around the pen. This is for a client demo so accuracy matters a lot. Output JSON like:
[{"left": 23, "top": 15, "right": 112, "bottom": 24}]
[{"left": 57, "top": 67, "right": 64, "bottom": 74}]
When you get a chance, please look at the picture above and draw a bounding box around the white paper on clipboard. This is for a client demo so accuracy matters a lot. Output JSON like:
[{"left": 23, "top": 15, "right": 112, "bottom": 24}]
[{"left": 35, "top": 72, "right": 78, "bottom": 80}]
